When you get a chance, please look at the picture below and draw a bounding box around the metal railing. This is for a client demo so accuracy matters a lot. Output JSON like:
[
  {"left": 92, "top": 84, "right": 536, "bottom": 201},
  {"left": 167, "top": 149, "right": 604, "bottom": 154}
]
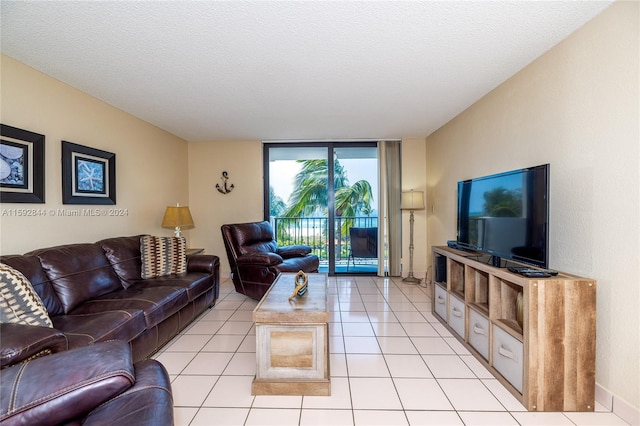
[{"left": 272, "top": 216, "right": 377, "bottom": 262}]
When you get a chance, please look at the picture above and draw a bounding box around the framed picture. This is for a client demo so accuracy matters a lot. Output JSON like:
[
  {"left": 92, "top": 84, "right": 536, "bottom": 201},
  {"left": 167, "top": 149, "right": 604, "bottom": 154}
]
[
  {"left": 0, "top": 124, "right": 45, "bottom": 203},
  {"left": 62, "top": 141, "right": 116, "bottom": 205}
]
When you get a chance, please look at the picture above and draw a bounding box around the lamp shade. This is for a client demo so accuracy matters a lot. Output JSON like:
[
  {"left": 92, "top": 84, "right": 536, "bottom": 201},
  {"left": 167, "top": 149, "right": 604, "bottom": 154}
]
[
  {"left": 401, "top": 190, "right": 425, "bottom": 210},
  {"left": 161, "top": 205, "right": 195, "bottom": 230}
]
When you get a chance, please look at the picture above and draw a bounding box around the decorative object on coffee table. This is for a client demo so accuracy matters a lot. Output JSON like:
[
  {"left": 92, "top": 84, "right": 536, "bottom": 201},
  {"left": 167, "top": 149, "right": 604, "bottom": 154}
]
[{"left": 289, "top": 270, "right": 309, "bottom": 300}]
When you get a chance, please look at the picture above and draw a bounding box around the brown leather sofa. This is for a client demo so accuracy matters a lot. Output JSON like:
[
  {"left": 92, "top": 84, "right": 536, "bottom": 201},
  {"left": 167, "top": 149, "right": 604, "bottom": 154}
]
[
  {"left": 0, "top": 340, "right": 173, "bottom": 425},
  {"left": 221, "top": 221, "right": 319, "bottom": 300},
  {"left": 0, "top": 235, "right": 220, "bottom": 363}
]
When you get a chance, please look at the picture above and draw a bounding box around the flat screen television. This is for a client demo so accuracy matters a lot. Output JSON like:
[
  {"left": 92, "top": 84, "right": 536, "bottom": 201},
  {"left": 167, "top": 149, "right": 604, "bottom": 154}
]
[{"left": 456, "top": 164, "right": 549, "bottom": 268}]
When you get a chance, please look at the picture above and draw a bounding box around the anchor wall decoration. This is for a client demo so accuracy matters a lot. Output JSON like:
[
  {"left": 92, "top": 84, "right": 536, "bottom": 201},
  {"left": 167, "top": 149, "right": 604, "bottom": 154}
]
[{"left": 216, "top": 171, "right": 235, "bottom": 194}]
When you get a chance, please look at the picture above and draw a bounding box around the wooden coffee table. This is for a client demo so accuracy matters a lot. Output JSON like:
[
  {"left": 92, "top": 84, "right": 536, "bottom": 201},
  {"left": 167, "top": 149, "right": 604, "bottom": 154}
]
[{"left": 251, "top": 272, "right": 330, "bottom": 396}]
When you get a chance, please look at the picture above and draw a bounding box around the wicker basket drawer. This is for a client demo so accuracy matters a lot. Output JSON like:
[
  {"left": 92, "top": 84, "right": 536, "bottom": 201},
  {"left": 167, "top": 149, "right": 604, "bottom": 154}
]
[
  {"left": 492, "top": 325, "right": 523, "bottom": 393},
  {"left": 448, "top": 294, "right": 465, "bottom": 338},
  {"left": 434, "top": 284, "right": 448, "bottom": 320},
  {"left": 468, "top": 309, "right": 489, "bottom": 360}
]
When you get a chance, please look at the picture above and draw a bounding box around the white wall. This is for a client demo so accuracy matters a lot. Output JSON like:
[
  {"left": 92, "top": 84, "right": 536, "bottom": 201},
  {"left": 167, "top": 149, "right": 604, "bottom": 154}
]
[
  {"left": 425, "top": 1, "right": 638, "bottom": 417},
  {"left": 0, "top": 55, "right": 190, "bottom": 254}
]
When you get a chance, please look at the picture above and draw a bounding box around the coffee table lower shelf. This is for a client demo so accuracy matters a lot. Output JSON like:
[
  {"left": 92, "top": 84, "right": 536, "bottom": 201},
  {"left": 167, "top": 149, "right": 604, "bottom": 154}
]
[{"left": 252, "top": 378, "right": 331, "bottom": 396}]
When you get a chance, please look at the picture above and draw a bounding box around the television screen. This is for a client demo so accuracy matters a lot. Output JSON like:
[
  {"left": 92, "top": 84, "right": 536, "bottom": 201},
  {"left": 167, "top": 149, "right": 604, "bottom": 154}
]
[{"left": 457, "top": 164, "right": 549, "bottom": 268}]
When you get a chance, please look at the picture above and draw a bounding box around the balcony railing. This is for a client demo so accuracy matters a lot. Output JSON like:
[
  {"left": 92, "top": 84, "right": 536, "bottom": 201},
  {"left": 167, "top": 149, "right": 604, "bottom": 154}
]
[{"left": 272, "top": 216, "right": 378, "bottom": 262}]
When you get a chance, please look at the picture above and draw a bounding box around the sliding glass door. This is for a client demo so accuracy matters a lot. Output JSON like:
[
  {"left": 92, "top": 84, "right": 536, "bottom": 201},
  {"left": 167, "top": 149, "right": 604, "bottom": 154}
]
[{"left": 264, "top": 142, "right": 378, "bottom": 275}]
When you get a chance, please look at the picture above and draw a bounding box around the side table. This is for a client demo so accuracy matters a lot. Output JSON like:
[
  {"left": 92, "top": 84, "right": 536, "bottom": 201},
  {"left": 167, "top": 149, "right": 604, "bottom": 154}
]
[{"left": 186, "top": 248, "right": 204, "bottom": 256}]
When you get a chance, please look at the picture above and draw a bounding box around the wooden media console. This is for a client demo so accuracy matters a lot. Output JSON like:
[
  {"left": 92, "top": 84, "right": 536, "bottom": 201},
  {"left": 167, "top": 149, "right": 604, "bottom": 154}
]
[{"left": 432, "top": 246, "right": 596, "bottom": 411}]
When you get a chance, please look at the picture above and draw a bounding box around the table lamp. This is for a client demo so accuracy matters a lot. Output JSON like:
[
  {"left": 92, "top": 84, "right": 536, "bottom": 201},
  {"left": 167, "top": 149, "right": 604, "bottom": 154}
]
[{"left": 161, "top": 204, "right": 195, "bottom": 238}]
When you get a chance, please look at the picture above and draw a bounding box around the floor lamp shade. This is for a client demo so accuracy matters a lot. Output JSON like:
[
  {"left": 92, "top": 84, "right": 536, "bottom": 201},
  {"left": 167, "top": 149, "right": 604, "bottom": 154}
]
[
  {"left": 401, "top": 190, "right": 425, "bottom": 211},
  {"left": 401, "top": 190, "right": 424, "bottom": 284},
  {"left": 161, "top": 205, "right": 195, "bottom": 237}
]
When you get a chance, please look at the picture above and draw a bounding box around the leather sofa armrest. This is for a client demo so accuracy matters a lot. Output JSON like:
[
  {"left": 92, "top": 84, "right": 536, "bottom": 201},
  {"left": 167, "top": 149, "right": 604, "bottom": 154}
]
[
  {"left": 0, "top": 323, "right": 68, "bottom": 369},
  {"left": 236, "top": 252, "right": 283, "bottom": 267},
  {"left": 277, "top": 245, "right": 312, "bottom": 258},
  {"left": 187, "top": 254, "right": 220, "bottom": 274},
  {"left": 0, "top": 340, "right": 134, "bottom": 426}
]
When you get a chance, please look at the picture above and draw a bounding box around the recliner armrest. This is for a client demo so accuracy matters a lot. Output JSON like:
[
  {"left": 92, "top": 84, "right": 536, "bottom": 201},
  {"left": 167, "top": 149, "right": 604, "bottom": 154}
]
[
  {"left": 277, "top": 245, "right": 312, "bottom": 258},
  {"left": 236, "top": 252, "right": 283, "bottom": 267},
  {"left": 0, "top": 323, "right": 68, "bottom": 369},
  {"left": 80, "top": 359, "right": 173, "bottom": 426},
  {"left": 0, "top": 340, "right": 135, "bottom": 426}
]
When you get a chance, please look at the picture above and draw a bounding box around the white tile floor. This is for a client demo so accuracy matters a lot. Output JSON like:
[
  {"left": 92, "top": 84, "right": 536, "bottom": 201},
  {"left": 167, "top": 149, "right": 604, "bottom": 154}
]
[{"left": 154, "top": 276, "right": 630, "bottom": 426}]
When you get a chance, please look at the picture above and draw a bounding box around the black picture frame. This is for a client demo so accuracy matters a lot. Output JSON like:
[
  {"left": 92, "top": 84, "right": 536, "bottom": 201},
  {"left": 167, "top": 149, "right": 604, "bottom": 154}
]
[
  {"left": 0, "top": 124, "right": 45, "bottom": 203},
  {"left": 62, "top": 141, "right": 116, "bottom": 205}
]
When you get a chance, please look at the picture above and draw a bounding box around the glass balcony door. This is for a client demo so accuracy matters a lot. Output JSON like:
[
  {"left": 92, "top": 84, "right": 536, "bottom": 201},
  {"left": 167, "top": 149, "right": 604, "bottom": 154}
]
[{"left": 264, "top": 142, "right": 378, "bottom": 275}]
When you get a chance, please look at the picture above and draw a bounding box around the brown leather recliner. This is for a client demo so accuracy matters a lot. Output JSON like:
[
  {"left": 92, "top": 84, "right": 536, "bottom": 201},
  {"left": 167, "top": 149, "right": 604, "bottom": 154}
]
[
  {"left": 0, "top": 340, "right": 173, "bottom": 425},
  {"left": 221, "top": 221, "right": 320, "bottom": 300}
]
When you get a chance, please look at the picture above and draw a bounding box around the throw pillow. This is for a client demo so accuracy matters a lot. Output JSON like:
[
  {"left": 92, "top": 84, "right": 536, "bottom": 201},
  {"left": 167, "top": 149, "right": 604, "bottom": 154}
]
[
  {"left": 0, "top": 263, "right": 53, "bottom": 328},
  {"left": 140, "top": 236, "right": 187, "bottom": 279}
]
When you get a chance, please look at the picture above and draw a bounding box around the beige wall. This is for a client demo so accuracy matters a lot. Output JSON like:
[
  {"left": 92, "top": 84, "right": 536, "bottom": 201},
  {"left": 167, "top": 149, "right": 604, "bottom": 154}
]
[
  {"left": 188, "top": 140, "right": 264, "bottom": 278},
  {"left": 0, "top": 55, "right": 190, "bottom": 254},
  {"left": 401, "top": 138, "right": 428, "bottom": 279},
  {"left": 188, "top": 139, "right": 427, "bottom": 279},
  {"left": 425, "top": 1, "right": 639, "bottom": 414}
]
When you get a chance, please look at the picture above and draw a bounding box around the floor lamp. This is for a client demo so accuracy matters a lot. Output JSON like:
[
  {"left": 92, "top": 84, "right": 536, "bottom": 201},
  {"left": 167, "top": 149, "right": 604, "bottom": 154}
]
[{"left": 401, "top": 190, "right": 425, "bottom": 284}]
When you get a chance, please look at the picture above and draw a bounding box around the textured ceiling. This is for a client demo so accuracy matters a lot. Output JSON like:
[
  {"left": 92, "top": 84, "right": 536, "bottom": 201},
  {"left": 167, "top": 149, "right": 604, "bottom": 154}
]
[{"left": 1, "top": 1, "right": 612, "bottom": 142}]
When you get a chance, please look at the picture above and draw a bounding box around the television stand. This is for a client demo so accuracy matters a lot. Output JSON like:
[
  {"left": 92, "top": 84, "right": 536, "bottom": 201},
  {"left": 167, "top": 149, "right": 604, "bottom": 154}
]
[{"left": 431, "top": 245, "right": 596, "bottom": 411}]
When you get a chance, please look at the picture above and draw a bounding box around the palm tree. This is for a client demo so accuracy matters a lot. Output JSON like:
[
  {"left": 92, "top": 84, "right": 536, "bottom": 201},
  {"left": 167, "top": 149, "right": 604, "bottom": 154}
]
[
  {"left": 282, "top": 159, "right": 373, "bottom": 233},
  {"left": 269, "top": 186, "right": 286, "bottom": 217},
  {"left": 282, "top": 159, "right": 341, "bottom": 217},
  {"left": 334, "top": 179, "right": 373, "bottom": 233}
]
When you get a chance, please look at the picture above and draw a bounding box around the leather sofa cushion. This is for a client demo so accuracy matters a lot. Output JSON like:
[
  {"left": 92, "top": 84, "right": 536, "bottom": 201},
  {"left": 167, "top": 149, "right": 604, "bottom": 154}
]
[
  {"left": 0, "top": 254, "right": 65, "bottom": 316},
  {"left": 99, "top": 235, "right": 144, "bottom": 287},
  {"left": 0, "top": 323, "right": 67, "bottom": 368},
  {"left": 80, "top": 359, "right": 173, "bottom": 426},
  {"left": 0, "top": 341, "right": 134, "bottom": 426},
  {"left": 29, "top": 244, "right": 123, "bottom": 314},
  {"left": 70, "top": 285, "right": 189, "bottom": 329},
  {"left": 0, "top": 263, "right": 53, "bottom": 328},
  {"left": 127, "top": 272, "right": 213, "bottom": 302},
  {"left": 52, "top": 310, "right": 146, "bottom": 349}
]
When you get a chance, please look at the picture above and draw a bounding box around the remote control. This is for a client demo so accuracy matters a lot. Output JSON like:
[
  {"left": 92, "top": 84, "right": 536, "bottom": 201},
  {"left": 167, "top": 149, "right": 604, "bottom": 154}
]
[
  {"left": 508, "top": 266, "right": 554, "bottom": 278},
  {"left": 522, "top": 271, "right": 552, "bottom": 278}
]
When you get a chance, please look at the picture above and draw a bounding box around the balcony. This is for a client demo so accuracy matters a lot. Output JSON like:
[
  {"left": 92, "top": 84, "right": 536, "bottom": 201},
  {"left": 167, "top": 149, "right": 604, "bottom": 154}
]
[{"left": 272, "top": 216, "right": 378, "bottom": 273}]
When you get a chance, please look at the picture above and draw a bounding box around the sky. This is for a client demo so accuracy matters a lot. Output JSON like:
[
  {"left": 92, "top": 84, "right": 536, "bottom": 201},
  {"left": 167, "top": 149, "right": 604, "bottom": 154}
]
[{"left": 269, "top": 158, "right": 379, "bottom": 209}]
